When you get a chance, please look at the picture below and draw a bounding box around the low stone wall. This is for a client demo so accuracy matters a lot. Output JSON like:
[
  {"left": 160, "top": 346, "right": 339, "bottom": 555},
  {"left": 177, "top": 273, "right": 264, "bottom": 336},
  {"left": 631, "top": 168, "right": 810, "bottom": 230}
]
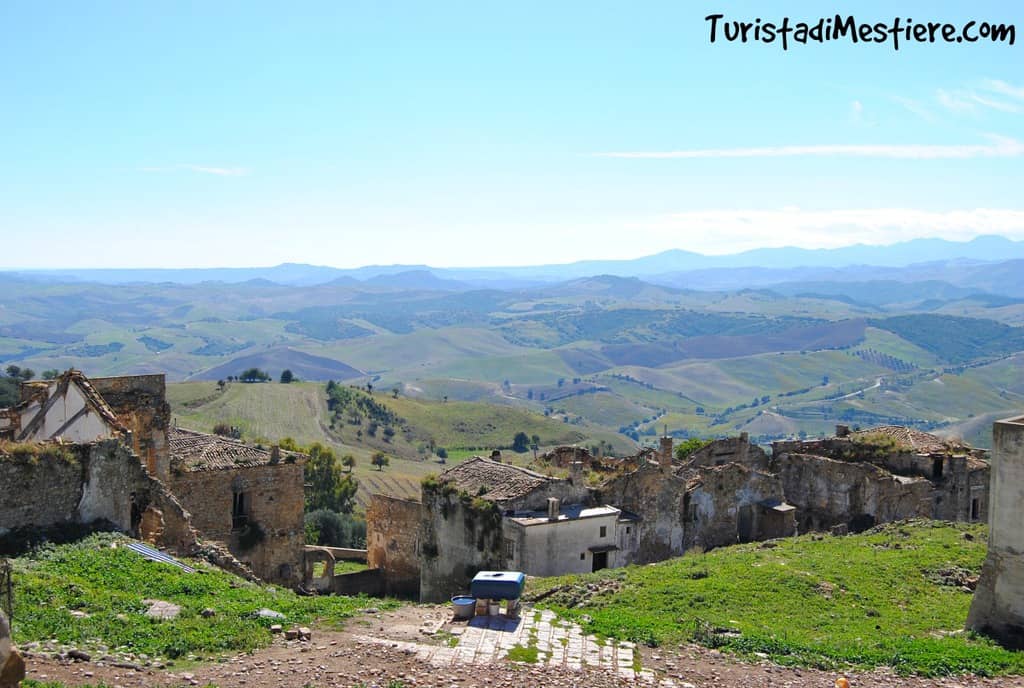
[{"left": 367, "top": 494, "right": 421, "bottom": 597}]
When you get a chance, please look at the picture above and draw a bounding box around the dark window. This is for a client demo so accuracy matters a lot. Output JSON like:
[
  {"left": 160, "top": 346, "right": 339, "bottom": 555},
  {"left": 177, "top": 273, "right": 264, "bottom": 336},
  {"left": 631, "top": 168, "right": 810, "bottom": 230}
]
[
  {"left": 599, "top": 525, "right": 607, "bottom": 538},
  {"left": 580, "top": 552, "right": 585, "bottom": 560},
  {"left": 933, "top": 458, "right": 944, "bottom": 479},
  {"left": 626, "top": 526, "right": 631, "bottom": 534},
  {"left": 232, "top": 491, "right": 249, "bottom": 529},
  {"left": 971, "top": 498, "right": 980, "bottom": 521}
]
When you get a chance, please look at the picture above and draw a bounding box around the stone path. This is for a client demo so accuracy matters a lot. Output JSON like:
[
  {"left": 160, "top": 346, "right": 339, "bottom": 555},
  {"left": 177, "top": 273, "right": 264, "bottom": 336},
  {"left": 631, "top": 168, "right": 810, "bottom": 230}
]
[{"left": 357, "top": 607, "right": 676, "bottom": 686}]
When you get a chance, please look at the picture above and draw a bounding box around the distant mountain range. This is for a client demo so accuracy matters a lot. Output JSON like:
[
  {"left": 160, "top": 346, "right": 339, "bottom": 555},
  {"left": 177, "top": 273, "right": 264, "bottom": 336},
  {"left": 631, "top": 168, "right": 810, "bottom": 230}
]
[{"left": 7, "top": 235, "right": 1024, "bottom": 291}]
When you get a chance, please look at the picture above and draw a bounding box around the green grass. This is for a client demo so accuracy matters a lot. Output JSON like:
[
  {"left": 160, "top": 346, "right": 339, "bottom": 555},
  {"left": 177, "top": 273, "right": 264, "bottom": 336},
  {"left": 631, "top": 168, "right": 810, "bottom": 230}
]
[
  {"left": 531, "top": 521, "right": 1024, "bottom": 677},
  {"left": 11, "top": 534, "right": 397, "bottom": 661}
]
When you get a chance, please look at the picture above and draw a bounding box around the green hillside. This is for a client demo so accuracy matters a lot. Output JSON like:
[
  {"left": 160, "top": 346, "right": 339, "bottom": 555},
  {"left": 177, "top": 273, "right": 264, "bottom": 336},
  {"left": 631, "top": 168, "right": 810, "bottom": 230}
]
[{"left": 531, "top": 521, "right": 1021, "bottom": 677}]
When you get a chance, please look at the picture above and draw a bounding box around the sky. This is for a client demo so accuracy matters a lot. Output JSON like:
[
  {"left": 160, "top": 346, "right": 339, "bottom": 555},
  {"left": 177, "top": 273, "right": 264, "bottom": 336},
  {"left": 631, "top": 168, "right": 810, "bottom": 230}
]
[{"left": 1, "top": 0, "right": 1023, "bottom": 269}]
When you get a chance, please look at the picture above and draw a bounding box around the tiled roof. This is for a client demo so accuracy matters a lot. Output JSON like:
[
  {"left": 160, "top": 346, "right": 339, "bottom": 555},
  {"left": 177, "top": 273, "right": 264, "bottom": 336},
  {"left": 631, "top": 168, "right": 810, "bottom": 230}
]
[
  {"left": 170, "top": 427, "right": 302, "bottom": 472},
  {"left": 438, "top": 457, "right": 553, "bottom": 503}
]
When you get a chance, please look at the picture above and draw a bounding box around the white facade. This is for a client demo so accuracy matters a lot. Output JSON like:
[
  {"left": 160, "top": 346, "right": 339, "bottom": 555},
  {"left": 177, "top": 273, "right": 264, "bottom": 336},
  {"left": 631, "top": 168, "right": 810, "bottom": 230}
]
[
  {"left": 503, "top": 503, "right": 638, "bottom": 577},
  {"left": 0, "top": 378, "right": 121, "bottom": 443}
]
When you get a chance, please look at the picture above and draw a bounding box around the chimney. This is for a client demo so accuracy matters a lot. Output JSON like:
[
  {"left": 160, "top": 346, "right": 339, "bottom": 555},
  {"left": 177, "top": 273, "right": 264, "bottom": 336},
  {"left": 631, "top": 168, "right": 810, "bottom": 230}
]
[
  {"left": 569, "top": 461, "right": 583, "bottom": 480},
  {"left": 739, "top": 432, "right": 749, "bottom": 443},
  {"left": 547, "top": 497, "right": 560, "bottom": 521},
  {"left": 836, "top": 424, "right": 850, "bottom": 438},
  {"left": 659, "top": 434, "right": 674, "bottom": 463},
  {"left": 270, "top": 445, "right": 281, "bottom": 463},
  {"left": 490, "top": 450, "right": 502, "bottom": 463}
]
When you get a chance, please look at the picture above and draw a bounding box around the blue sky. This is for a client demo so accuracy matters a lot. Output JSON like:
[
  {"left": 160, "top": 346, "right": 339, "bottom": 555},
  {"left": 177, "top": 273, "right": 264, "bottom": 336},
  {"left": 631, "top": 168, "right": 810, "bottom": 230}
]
[{"left": 1, "top": 1, "right": 1022, "bottom": 268}]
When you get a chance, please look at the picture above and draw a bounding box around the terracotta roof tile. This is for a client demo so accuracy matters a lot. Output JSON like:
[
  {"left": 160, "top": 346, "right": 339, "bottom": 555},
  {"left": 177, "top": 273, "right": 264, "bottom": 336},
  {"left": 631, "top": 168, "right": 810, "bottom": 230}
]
[
  {"left": 170, "top": 427, "right": 303, "bottom": 472},
  {"left": 438, "top": 456, "right": 553, "bottom": 503}
]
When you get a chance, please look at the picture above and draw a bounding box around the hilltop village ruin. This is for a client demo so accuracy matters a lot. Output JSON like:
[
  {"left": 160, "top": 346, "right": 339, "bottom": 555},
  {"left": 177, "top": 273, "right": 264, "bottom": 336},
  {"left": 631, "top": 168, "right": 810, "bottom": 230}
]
[
  {"left": 0, "top": 370, "right": 306, "bottom": 585},
  {"left": 1, "top": 369, "right": 1021, "bottom": 644},
  {"left": 369, "top": 424, "right": 991, "bottom": 601}
]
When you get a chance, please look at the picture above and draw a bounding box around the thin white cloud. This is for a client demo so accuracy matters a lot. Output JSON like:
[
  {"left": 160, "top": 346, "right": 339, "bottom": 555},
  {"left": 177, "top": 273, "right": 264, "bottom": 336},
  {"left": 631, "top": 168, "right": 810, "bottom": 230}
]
[
  {"left": 936, "top": 89, "right": 976, "bottom": 114},
  {"left": 596, "top": 136, "right": 1024, "bottom": 160},
  {"left": 935, "top": 81, "right": 1023, "bottom": 115},
  {"left": 891, "top": 96, "right": 937, "bottom": 123},
  {"left": 982, "top": 79, "right": 1024, "bottom": 101},
  {"left": 140, "top": 164, "right": 248, "bottom": 176},
  {"left": 638, "top": 207, "right": 1024, "bottom": 254}
]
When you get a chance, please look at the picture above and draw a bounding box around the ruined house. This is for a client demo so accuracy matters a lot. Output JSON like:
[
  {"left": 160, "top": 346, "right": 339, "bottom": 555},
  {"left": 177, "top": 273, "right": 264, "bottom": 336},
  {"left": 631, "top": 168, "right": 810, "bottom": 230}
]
[
  {"left": 599, "top": 436, "right": 794, "bottom": 563},
  {"left": 967, "top": 414, "right": 1024, "bottom": 647},
  {"left": 771, "top": 425, "right": 989, "bottom": 533},
  {"left": 168, "top": 427, "right": 307, "bottom": 585},
  {"left": 1, "top": 371, "right": 127, "bottom": 446},
  {"left": 418, "top": 456, "right": 615, "bottom": 602},
  {"left": 0, "top": 370, "right": 306, "bottom": 586}
]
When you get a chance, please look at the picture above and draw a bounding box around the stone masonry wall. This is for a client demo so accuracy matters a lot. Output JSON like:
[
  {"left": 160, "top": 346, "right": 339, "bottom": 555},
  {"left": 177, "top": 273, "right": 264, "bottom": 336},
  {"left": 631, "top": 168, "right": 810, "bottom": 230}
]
[
  {"left": 419, "top": 485, "right": 505, "bottom": 603},
  {"left": 599, "top": 463, "right": 687, "bottom": 565},
  {"left": 0, "top": 440, "right": 198, "bottom": 555},
  {"left": 169, "top": 461, "right": 305, "bottom": 586},
  {"left": 92, "top": 375, "right": 172, "bottom": 481},
  {"left": 366, "top": 494, "right": 422, "bottom": 597},
  {"left": 773, "top": 453, "right": 932, "bottom": 533},
  {"left": 686, "top": 435, "right": 769, "bottom": 470},
  {"left": 684, "top": 464, "right": 791, "bottom": 551}
]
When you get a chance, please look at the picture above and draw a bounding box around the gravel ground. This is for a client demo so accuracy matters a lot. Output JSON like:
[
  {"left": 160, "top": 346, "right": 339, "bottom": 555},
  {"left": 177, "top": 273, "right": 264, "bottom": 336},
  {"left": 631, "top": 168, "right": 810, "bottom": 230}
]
[{"left": 20, "top": 604, "right": 1024, "bottom": 688}]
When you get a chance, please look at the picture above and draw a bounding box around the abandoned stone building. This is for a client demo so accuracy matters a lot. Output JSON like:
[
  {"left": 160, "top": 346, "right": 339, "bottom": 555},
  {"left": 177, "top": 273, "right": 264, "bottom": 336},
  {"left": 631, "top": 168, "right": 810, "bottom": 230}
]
[
  {"left": 0, "top": 371, "right": 172, "bottom": 480},
  {"left": 0, "top": 370, "right": 306, "bottom": 586},
  {"left": 968, "top": 413, "right": 1024, "bottom": 647},
  {"left": 771, "top": 425, "right": 990, "bottom": 533},
  {"left": 401, "top": 424, "right": 990, "bottom": 602},
  {"left": 418, "top": 456, "right": 610, "bottom": 602},
  {"left": 168, "top": 427, "right": 307, "bottom": 585}
]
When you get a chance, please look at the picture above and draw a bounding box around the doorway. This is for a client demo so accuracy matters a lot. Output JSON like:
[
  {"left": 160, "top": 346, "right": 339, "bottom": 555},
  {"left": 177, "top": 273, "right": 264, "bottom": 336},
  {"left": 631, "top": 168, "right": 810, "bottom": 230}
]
[{"left": 592, "top": 551, "right": 608, "bottom": 572}]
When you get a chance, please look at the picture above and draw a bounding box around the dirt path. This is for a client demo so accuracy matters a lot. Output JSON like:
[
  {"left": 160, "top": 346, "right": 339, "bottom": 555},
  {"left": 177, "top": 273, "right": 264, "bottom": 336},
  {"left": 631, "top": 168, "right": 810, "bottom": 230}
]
[{"left": 21, "top": 605, "right": 1024, "bottom": 688}]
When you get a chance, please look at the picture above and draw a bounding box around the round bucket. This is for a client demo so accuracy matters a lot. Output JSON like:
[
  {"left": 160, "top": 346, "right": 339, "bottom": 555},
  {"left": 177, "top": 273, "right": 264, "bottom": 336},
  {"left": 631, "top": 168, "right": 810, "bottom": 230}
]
[
  {"left": 488, "top": 602, "right": 500, "bottom": 615},
  {"left": 451, "top": 595, "right": 476, "bottom": 620}
]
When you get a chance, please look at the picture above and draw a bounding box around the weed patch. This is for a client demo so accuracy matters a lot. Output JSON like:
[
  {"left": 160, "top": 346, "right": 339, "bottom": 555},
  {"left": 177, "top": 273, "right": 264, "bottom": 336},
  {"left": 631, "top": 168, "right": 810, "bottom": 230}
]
[
  {"left": 531, "top": 521, "right": 1024, "bottom": 676},
  {"left": 10, "top": 533, "right": 397, "bottom": 661}
]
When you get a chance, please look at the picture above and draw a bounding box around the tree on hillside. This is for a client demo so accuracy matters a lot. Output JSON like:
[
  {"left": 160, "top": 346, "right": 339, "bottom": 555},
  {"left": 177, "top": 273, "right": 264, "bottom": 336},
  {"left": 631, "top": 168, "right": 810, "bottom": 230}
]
[
  {"left": 391, "top": 386, "right": 399, "bottom": 399},
  {"left": 239, "top": 368, "right": 270, "bottom": 383},
  {"left": 305, "top": 442, "right": 358, "bottom": 513},
  {"left": 341, "top": 454, "right": 356, "bottom": 472},
  {"left": 5, "top": 365, "right": 33, "bottom": 381},
  {"left": 280, "top": 369, "right": 294, "bottom": 384},
  {"left": 512, "top": 431, "right": 530, "bottom": 453},
  {"left": 42, "top": 369, "right": 60, "bottom": 380},
  {"left": 371, "top": 451, "right": 389, "bottom": 471}
]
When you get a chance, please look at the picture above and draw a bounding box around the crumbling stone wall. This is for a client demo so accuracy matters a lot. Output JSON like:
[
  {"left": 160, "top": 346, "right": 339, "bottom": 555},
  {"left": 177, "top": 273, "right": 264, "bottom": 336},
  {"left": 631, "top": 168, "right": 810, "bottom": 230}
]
[
  {"left": 686, "top": 435, "right": 769, "bottom": 470},
  {"left": 541, "top": 446, "right": 595, "bottom": 468},
  {"left": 967, "top": 414, "right": 1024, "bottom": 647},
  {"left": 772, "top": 453, "right": 932, "bottom": 533},
  {"left": 683, "top": 464, "right": 793, "bottom": 551},
  {"left": 599, "top": 463, "right": 687, "bottom": 564},
  {"left": 0, "top": 440, "right": 197, "bottom": 555},
  {"left": 367, "top": 494, "right": 422, "bottom": 597},
  {"left": 92, "top": 375, "right": 172, "bottom": 481},
  {"left": 169, "top": 461, "right": 305, "bottom": 586},
  {"left": 419, "top": 485, "right": 505, "bottom": 603}
]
